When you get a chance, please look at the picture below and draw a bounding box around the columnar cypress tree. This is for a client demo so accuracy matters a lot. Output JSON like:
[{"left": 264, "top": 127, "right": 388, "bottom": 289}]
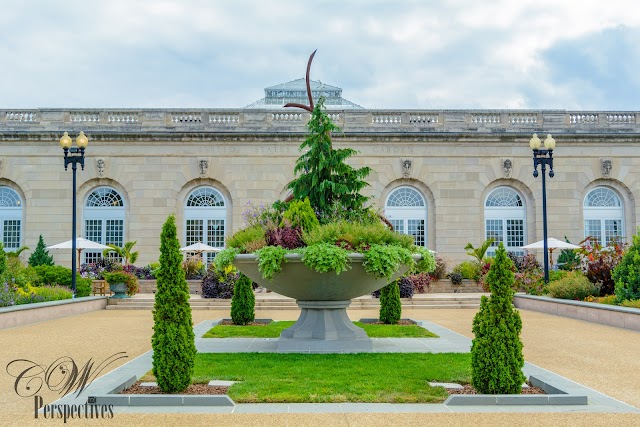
[
  {"left": 152, "top": 215, "right": 196, "bottom": 393},
  {"left": 379, "top": 282, "right": 401, "bottom": 324},
  {"left": 471, "top": 242, "right": 525, "bottom": 394},
  {"left": 230, "top": 274, "right": 255, "bottom": 325},
  {"left": 28, "top": 235, "right": 55, "bottom": 267}
]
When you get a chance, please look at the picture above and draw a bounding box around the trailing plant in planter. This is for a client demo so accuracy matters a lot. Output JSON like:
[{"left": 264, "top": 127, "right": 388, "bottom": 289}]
[{"left": 104, "top": 271, "right": 139, "bottom": 296}]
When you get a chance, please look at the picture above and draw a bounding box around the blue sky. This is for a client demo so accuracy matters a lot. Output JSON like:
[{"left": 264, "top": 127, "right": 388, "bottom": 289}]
[{"left": 1, "top": 0, "right": 639, "bottom": 110}]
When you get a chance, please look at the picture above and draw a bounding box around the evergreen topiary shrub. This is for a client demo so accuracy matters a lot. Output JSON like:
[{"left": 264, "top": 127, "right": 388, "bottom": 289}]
[
  {"left": 230, "top": 274, "right": 255, "bottom": 325},
  {"left": 28, "top": 235, "right": 55, "bottom": 267},
  {"left": 613, "top": 228, "right": 640, "bottom": 303},
  {"left": 471, "top": 242, "right": 525, "bottom": 394},
  {"left": 152, "top": 214, "right": 196, "bottom": 393},
  {"left": 379, "top": 281, "right": 401, "bottom": 324}
]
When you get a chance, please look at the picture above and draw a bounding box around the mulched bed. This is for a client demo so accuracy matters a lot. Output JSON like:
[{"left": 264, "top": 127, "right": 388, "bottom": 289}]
[
  {"left": 121, "top": 380, "right": 545, "bottom": 397},
  {"left": 121, "top": 382, "right": 228, "bottom": 395},
  {"left": 362, "top": 319, "right": 417, "bottom": 326},
  {"left": 446, "top": 382, "right": 546, "bottom": 395}
]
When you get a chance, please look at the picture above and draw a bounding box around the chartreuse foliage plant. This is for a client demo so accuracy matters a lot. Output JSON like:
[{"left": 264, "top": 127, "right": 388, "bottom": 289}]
[
  {"left": 471, "top": 243, "right": 525, "bottom": 394},
  {"left": 282, "top": 198, "right": 319, "bottom": 232},
  {"left": 613, "top": 228, "right": 640, "bottom": 303},
  {"left": 28, "top": 235, "right": 54, "bottom": 267},
  {"left": 152, "top": 215, "right": 196, "bottom": 393},
  {"left": 287, "top": 98, "right": 371, "bottom": 218},
  {"left": 231, "top": 274, "right": 255, "bottom": 325}
]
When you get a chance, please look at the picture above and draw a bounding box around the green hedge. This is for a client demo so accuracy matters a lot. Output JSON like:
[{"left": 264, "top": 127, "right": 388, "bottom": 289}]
[{"left": 32, "top": 265, "right": 92, "bottom": 297}]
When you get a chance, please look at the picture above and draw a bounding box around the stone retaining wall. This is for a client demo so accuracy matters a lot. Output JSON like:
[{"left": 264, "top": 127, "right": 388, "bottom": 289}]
[
  {"left": 0, "top": 296, "right": 109, "bottom": 329},
  {"left": 513, "top": 294, "right": 640, "bottom": 332},
  {"left": 138, "top": 280, "right": 202, "bottom": 294}
]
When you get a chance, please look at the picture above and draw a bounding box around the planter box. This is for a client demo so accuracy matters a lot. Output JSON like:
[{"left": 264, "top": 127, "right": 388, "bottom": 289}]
[
  {"left": 513, "top": 294, "right": 640, "bottom": 332},
  {"left": 0, "top": 296, "right": 108, "bottom": 330}
]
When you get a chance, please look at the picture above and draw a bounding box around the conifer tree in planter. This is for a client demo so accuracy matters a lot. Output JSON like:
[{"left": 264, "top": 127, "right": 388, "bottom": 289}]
[
  {"left": 471, "top": 242, "right": 525, "bottom": 394},
  {"left": 151, "top": 215, "right": 196, "bottom": 393},
  {"left": 230, "top": 274, "right": 255, "bottom": 325},
  {"left": 286, "top": 52, "right": 371, "bottom": 219},
  {"left": 28, "top": 235, "right": 55, "bottom": 267}
]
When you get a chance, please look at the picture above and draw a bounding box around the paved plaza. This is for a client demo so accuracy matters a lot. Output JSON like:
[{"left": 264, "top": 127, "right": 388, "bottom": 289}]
[{"left": 1, "top": 305, "right": 639, "bottom": 426}]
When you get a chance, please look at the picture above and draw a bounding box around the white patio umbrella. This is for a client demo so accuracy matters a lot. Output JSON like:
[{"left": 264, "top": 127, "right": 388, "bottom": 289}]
[
  {"left": 47, "top": 237, "right": 112, "bottom": 266},
  {"left": 522, "top": 238, "right": 580, "bottom": 265},
  {"left": 179, "top": 242, "right": 221, "bottom": 253},
  {"left": 180, "top": 242, "right": 221, "bottom": 262}
]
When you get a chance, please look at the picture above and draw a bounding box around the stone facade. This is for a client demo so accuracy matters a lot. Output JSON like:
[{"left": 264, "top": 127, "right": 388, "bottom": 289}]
[{"left": 1, "top": 108, "right": 638, "bottom": 267}]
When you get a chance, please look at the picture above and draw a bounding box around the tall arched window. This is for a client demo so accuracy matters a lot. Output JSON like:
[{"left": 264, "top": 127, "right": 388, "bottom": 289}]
[
  {"left": 385, "top": 186, "right": 427, "bottom": 246},
  {"left": 584, "top": 187, "right": 624, "bottom": 246},
  {"left": 484, "top": 187, "right": 526, "bottom": 256},
  {"left": 184, "top": 187, "right": 226, "bottom": 263},
  {"left": 83, "top": 187, "right": 125, "bottom": 263},
  {"left": 0, "top": 187, "right": 22, "bottom": 251}
]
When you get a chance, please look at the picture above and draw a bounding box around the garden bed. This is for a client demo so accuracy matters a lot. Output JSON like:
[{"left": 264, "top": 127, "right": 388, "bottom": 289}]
[
  {"left": 202, "top": 319, "right": 438, "bottom": 338},
  {"left": 513, "top": 294, "right": 640, "bottom": 331}
]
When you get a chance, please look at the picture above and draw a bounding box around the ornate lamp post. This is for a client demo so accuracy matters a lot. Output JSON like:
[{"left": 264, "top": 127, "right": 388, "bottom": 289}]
[
  {"left": 60, "top": 131, "right": 89, "bottom": 296},
  {"left": 529, "top": 133, "right": 556, "bottom": 284}
]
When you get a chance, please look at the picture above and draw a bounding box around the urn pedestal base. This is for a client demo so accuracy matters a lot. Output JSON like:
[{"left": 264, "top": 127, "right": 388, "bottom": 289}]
[{"left": 277, "top": 300, "right": 373, "bottom": 353}]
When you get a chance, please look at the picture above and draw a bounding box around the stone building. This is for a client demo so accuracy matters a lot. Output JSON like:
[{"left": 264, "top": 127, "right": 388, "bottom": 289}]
[{"left": 0, "top": 84, "right": 638, "bottom": 268}]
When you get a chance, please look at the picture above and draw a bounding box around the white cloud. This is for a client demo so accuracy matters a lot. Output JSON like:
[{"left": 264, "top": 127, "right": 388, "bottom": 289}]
[{"left": 0, "top": 0, "right": 639, "bottom": 109}]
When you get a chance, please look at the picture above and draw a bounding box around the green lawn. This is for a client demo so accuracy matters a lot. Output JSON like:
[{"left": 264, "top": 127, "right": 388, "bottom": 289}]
[
  {"left": 202, "top": 321, "right": 438, "bottom": 338},
  {"left": 191, "top": 353, "right": 470, "bottom": 403}
]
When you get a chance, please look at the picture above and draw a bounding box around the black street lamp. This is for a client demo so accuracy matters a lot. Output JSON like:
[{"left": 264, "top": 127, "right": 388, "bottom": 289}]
[
  {"left": 59, "top": 131, "right": 89, "bottom": 297},
  {"left": 529, "top": 133, "right": 556, "bottom": 284}
]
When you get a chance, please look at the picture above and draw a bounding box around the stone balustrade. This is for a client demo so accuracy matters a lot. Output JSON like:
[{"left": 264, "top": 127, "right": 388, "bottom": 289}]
[{"left": 1, "top": 108, "right": 639, "bottom": 134}]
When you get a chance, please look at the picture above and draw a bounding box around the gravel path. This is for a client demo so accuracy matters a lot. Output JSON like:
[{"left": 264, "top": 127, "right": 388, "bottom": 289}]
[{"left": 1, "top": 306, "right": 639, "bottom": 426}]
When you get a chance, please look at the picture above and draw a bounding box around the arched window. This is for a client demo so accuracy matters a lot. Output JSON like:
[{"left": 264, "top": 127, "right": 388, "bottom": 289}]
[
  {"left": 484, "top": 187, "right": 526, "bottom": 256},
  {"left": 385, "top": 186, "right": 427, "bottom": 246},
  {"left": 83, "top": 187, "right": 125, "bottom": 263},
  {"left": 0, "top": 187, "right": 22, "bottom": 251},
  {"left": 184, "top": 187, "right": 226, "bottom": 263},
  {"left": 584, "top": 187, "right": 623, "bottom": 246}
]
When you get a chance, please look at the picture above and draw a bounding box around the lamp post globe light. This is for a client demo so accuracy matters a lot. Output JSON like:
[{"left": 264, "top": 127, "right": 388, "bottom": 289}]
[
  {"left": 529, "top": 133, "right": 556, "bottom": 284},
  {"left": 60, "top": 131, "right": 89, "bottom": 297}
]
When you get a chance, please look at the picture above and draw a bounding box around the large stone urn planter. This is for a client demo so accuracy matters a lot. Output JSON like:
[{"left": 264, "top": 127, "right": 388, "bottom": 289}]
[
  {"left": 108, "top": 282, "right": 129, "bottom": 299},
  {"left": 233, "top": 253, "right": 417, "bottom": 352}
]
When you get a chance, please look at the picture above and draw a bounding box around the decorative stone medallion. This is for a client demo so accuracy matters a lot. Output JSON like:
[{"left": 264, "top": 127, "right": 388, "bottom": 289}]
[
  {"left": 96, "top": 158, "right": 106, "bottom": 177},
  {"left": 601, "top": 158, "right": 612, "bottom": 178},
  {"left": 401, "top": 159, "right": 412, "bottom": 178},
  {"left": 501, "top": 158, "right": 513, "bottom": 178},
  {"left": 198, "top": 159, "right": 209, "bottom": 176}
]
